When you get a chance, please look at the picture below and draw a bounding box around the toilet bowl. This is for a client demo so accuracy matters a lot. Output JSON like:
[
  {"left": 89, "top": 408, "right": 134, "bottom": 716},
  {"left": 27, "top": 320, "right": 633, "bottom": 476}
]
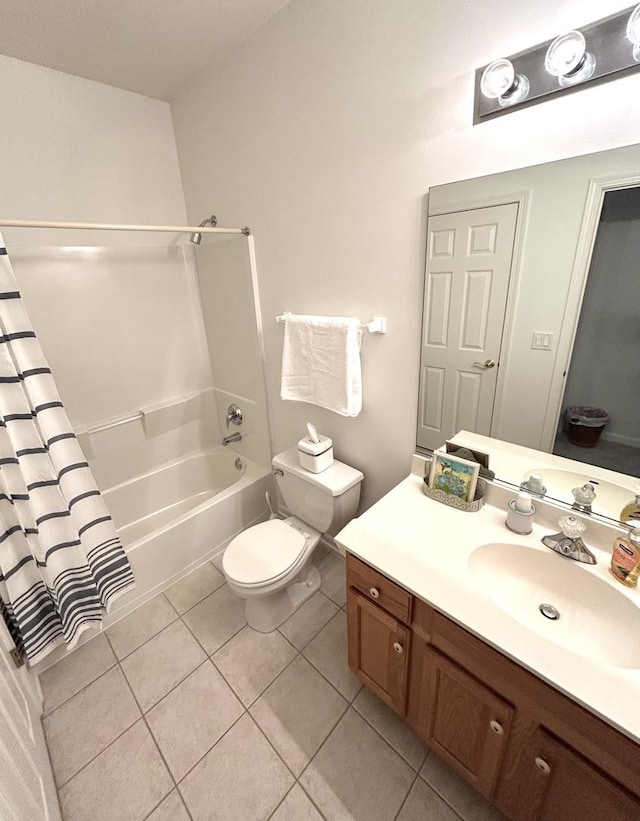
[{"left": 221, "top": 447, "right": 363, "bottom": 632}]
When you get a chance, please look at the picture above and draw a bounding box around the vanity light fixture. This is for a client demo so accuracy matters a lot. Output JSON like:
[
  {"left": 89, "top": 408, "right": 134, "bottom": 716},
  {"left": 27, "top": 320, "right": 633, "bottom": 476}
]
[
  {"left": 544, "top": 31, "right": 596, "bottom": 87},
  {"left": 626, "top": 4, "right": 640, "bottom": 61},
  {"left": 474, "top": 4, "right": 640, "bottom": 123},
  {"left": 480, "top": 59, "right": 529, "bottom": 107}
]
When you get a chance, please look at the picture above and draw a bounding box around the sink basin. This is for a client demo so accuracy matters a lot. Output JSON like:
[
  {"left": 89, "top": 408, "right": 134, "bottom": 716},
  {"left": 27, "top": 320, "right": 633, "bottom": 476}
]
[
  {"left": 469, "top": 543, "right": 640, "bottom": 669},
  {"left": 526, "top": 467, "right": 634, "bottom": 521}
]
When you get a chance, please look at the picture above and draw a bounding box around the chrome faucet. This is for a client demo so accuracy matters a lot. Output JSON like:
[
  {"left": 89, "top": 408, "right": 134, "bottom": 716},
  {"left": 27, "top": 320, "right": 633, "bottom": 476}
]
[
  {"left": 571, "top": 482, "right": 597, "bottom": 514},
  {"left": 541, "top": 515, "right": 597, "bottom": 565},
  {"left": 222, "top": 432, "right": 242, "bottom": 446}
]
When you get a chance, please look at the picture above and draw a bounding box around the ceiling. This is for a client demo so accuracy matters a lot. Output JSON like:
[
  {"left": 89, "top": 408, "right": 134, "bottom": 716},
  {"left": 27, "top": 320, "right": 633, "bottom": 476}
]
[{"left": 0, "top": 0, "right": 292, "bottom": 101}]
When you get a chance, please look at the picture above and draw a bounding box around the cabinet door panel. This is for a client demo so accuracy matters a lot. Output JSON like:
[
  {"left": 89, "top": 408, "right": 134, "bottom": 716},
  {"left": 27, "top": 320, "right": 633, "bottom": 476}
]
[
  {"left": 347, "top": 588, "right": 410, "bottom": 714},
  {"left": 524, "top": 729, "right": 640, "bottom": 821},
  {"left": 419, "top": 647, "right": 512, "bottom": 798}
]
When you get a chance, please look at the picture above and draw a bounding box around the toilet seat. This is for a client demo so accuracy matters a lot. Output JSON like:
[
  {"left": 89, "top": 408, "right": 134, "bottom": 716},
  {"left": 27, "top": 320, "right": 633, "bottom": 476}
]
[{"left": 223, "top": 519, "right": 311, "bottom": 587}]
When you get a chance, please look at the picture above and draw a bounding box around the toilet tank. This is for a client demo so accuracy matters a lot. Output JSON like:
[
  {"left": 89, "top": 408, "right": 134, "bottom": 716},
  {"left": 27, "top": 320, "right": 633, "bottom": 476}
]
[{"left": 272, "top": 448, "right": 363, "bottom": 535}]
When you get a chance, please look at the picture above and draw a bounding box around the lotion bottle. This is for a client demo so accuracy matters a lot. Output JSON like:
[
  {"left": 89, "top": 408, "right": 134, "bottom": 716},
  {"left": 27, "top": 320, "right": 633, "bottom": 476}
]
[{"left": 610, "top": 526, "right": 640, "bottom": 588}]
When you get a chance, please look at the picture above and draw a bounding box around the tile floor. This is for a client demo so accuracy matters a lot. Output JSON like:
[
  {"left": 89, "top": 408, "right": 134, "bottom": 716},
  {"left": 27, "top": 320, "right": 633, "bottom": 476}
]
[{"left": 40, "top": 550, "right": 504, "bottom": 821}]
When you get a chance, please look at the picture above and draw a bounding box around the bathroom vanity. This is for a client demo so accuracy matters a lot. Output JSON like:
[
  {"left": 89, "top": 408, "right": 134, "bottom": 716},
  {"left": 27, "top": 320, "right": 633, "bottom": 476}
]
[{"left": 336, "top": 453, "right": 640, "bottom": 820}]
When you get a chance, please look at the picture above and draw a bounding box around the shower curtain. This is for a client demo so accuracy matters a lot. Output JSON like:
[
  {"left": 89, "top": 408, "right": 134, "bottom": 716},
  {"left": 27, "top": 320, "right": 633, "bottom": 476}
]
[{"left": 0, "top": 237, "right": 135, "bottom": 664}]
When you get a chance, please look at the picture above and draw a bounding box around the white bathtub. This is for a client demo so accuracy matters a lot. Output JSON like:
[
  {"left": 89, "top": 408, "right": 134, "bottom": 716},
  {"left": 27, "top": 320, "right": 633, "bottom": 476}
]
[{"left": 103, "top": 448, "right": 273, "bottom": 620}]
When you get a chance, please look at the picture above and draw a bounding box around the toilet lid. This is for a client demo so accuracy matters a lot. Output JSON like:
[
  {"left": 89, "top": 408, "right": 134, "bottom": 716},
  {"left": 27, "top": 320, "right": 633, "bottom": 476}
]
[{"left": 223, "top": 519, "right": 307, "bottom": 585}]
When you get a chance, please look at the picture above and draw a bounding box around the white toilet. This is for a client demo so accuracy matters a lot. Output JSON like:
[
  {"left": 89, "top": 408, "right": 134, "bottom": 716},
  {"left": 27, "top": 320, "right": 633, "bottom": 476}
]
[{"left": 222, "top": 447, "right": 363, "bottom": 632}]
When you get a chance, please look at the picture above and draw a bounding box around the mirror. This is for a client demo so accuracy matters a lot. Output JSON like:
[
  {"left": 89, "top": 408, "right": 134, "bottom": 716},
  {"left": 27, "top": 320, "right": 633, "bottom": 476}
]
[{"left": 416, "top": 142, "right": 640, "bottom": 523}]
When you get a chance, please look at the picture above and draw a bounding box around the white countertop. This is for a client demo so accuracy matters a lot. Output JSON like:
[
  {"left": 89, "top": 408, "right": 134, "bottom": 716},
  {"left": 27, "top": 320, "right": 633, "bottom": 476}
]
[{"left": 335, "top": 468, "right": 640, "bottom": 743}]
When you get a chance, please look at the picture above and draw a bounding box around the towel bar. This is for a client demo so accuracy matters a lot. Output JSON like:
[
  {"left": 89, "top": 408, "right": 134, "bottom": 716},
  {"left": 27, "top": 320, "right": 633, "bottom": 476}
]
[{"left": 275, "top": 312, "right": 387, "bottom": 334}]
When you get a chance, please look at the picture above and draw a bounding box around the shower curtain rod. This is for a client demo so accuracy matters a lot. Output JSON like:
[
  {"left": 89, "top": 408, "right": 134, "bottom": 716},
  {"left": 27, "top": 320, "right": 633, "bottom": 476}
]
[{"left": 0, "top": 219, "right": 250, "bottom": 235}]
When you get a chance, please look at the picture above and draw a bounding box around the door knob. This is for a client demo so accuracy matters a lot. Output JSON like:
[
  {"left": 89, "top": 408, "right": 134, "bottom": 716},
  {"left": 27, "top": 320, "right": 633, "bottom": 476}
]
[{"left": 473, "top": 359, "right": 496, "bottom": 369}]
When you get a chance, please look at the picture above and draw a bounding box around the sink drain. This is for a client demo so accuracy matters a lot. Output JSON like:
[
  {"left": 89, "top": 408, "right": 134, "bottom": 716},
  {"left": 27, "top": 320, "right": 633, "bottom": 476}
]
[{"left": 539, "top": 603, "right": 560, "bottom": 620}]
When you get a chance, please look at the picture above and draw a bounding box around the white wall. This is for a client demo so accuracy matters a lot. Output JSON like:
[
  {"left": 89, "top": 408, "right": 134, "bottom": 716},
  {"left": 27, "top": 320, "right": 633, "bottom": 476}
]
[
  {"left": 171, "top": 0, "right": 640, "bottom": 510},
  {"left": 0, "top": 56, "right": 217, "bottom": 488}
]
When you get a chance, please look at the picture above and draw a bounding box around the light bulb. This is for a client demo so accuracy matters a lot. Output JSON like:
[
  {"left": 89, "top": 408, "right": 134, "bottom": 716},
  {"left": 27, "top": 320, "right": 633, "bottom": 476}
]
[
  {"left": 627, "top": 4, "right": 640, "bottom": 61},
  {"left": 480, "top": 59, "right": 529, "bottom": 107},
  {"left": 545, "top": 30, "right": 596, "bottom": 86}
]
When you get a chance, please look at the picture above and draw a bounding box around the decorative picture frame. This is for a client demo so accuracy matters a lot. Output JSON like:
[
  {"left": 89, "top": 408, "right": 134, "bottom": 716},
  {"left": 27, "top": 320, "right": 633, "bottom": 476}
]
[{"left": 428, "top": 452, "right": 480, "bottom": 503}]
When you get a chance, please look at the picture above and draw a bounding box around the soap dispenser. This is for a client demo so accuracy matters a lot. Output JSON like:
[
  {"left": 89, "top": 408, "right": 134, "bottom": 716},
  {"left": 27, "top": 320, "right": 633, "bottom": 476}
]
[
  {"left": 610, "top": 526, "right": 640, "bottom": 587},
  {"left": 506, "top": 491, "right": 535, "bottom": 535}
]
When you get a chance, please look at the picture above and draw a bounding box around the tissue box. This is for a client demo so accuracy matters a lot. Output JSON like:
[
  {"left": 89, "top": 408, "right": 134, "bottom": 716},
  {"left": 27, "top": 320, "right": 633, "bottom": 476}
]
[{"left": 298, "top": 435, "right": 334, "bottom": 473}]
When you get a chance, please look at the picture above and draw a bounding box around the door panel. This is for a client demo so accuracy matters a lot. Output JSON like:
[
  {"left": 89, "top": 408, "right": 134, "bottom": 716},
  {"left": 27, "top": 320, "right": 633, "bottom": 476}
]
[{"left": 417, "top": 203, "right": 518, "bottom": 450}]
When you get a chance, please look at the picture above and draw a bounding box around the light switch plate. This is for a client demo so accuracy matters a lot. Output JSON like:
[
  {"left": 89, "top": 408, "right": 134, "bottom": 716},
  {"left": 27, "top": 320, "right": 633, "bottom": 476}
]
[{"left": 531, "top": 331, "right": 554, "bottom": 351}]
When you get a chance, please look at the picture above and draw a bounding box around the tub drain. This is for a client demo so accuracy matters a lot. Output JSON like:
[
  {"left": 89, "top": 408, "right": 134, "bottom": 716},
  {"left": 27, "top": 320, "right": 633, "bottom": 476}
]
[
  {"left": 235, "top": 457, "right": 244, "bottom": 470},
  {"left": 539, "top": 603, "right": 560, "bottom": 620}
]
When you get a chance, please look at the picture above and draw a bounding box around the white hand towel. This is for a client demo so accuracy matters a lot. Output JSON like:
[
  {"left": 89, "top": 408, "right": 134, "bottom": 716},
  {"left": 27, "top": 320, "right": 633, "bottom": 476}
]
[{"left": 280, "top": 314, "right": 363, "bottom": 417}]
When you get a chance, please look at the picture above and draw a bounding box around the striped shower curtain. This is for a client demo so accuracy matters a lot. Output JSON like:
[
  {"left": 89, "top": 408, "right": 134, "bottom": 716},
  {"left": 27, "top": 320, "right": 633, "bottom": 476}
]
[{"left": 0, "top": 237, "right": 135, "bottom": 664}]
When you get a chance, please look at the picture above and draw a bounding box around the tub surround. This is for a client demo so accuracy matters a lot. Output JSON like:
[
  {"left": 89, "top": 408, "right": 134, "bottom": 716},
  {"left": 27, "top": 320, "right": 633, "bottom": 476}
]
[{"left": 335, "top": 455, "right": 640, "bottom": 744}]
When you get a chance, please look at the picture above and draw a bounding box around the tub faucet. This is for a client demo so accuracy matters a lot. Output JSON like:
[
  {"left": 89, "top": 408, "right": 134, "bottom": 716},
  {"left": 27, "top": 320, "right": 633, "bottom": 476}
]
[
  {"left": 225, "top": 403, "right": 243, "bottom": 427},
  {"left": 541, "top": 514, "right": 597, "bottom": 565},
  {"left": 223, "top": 432, "right": 242, "bottom": 446}
]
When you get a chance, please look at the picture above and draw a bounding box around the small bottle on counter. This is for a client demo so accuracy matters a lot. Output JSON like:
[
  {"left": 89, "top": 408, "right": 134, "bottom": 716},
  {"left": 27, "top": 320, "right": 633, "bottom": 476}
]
[
  {"left": 620, "top": 490, "right": 640, "bottom": 525},
  {"left": 506, "top": 491, "right": 535, "bottom": 535},
  {"left": 609, "top": 526, "right": 640, "bottom": 588}
]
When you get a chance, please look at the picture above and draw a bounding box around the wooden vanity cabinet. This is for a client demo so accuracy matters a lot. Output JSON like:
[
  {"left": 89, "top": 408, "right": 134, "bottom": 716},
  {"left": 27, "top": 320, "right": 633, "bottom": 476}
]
[
  {"left": 507, "top": 728, "right": 640, "bottom": 821},
  {"left": 346, "top": 556, "right": 411, "bottom": 714},
  {"left": 346, "top": 552, "right": 640, "bottom": 821},
  {"left": 418, "top": 646, "right": 513, "bottom": 798}
]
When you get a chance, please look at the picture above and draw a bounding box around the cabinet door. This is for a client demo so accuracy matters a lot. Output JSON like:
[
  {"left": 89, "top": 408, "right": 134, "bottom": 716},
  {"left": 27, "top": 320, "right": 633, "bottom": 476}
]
[
  {"left": 519, "top": 729, "right": 640, "bottom": 821},
  {"left": 347, "top": 588, "right": 410, "bottom": 714},
  {"left": 418, "top": 647, "right": 513, "bottom": 798}
]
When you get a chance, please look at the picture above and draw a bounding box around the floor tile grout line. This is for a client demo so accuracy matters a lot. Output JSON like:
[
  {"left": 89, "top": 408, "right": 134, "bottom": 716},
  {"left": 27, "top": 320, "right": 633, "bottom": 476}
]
[
  {"left": 41, "top": 654, "right": 119, "bottom": 720},
  {"left": 392, "top": 769, "right": 422, "bottom": 821},
  {"left": 106, "top": 604, "right": 180, "bottom": 664},
  {"left": 293, "top": 779, "right": 330, "bottom": 821},
  {"left": 241, "top": 645, "right": 302, "bottom": 711},
  {"left": 142, "top": 657, "right": 215, "bottom": 717},
  {"left": 265, "top": 783, "right": 298, "bottom": 820},
  {"left": 300, "top": 643, "right": 362, "bottom": 706},
  {"left": 141, "top": 788, "right": 194, "bottom": 821},
  {"left": 244, "top": 709, "right": 302, "bottom": 784},
  {"left": 52, "top": 713, "right": 145, "bottom": 795},
  {"left": 417, "top": 752, "right": 478, "bottom": 821},
  {"left": 116, "top": 655, "right": 186, "bottom": 814},
  {"left": 111, "top": 579, "right": 228, "bottom": 665},
  {"left": 248, "top": 658, "right": 352, "bottom": 784},
  {"left": 294, "top": 702, "right": 419, "bottom": 821},
  {"left": 171, "top": 707, "right": 248, "bottom": 788},
  {"left": 350, "top": 698, "right": 429, "bottom": 773},
  {"left": 166, "top": 575, "right": 227, "bottom": 619},
  {"left": 179, "top": 610, "right": 246, "bottom": 661},
  {"left": 277, "top": 592, "right": 340, "bottom": 652}
]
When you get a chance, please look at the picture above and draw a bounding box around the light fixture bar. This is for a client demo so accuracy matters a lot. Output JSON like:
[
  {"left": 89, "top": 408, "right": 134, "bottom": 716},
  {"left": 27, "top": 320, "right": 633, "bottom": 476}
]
[{"left": 474, "top": 4, "right": 640, "bottom": 124}]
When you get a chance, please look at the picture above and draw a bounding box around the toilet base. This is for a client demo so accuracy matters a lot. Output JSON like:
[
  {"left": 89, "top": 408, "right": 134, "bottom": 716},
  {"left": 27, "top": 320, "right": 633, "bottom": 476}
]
[{"left": 245, "top": 563, "right": 321, "bottom": 632}]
